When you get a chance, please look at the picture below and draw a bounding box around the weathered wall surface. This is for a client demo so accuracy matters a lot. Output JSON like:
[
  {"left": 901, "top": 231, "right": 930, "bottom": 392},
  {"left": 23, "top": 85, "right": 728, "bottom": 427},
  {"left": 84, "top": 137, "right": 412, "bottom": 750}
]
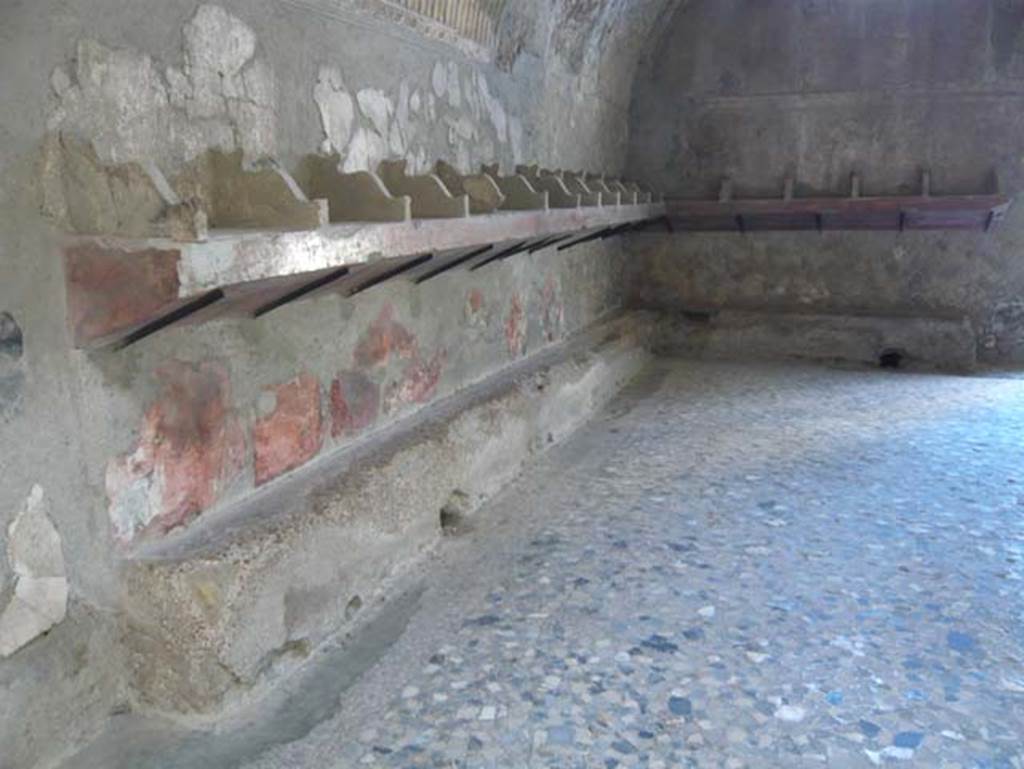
[
  {"left": 628, "top": 0, "right": 1024, "bottom": 364},
  {"left": 0, "top": 1, "right": 674, "bottom": 766}
]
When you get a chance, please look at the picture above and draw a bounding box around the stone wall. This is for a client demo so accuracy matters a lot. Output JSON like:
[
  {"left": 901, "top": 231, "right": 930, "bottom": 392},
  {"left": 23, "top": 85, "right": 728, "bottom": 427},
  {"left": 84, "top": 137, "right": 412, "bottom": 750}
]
[
  {"left": 0, "top": 1, "right": 674, "bottom": 766},
  {"left": 627, "top": 0, "right": 1024, "bottom": 364}
]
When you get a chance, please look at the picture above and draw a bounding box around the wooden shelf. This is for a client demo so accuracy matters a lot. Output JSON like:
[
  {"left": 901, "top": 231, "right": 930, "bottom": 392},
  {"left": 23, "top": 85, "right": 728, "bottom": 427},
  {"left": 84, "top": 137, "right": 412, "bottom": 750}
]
[
  {"left": 667, "top": 174, "right": 1011, "bottom": 233},
  {"left": 54, "top": 146, "right": 663, "bottom": 350},
  {"left": 66, "top": 202, "right": 665, "bottom": 350}
]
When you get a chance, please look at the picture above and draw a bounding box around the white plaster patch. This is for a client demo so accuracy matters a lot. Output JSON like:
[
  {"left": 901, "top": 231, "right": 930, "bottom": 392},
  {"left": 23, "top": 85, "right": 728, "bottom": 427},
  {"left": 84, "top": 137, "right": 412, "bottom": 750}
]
[
  {"left": 313, "top": 65, "right": 355, "bottom": 153},
  {"left": 446, "top": 61, "right": 461, "bottom": 108},
  {"left": 179, "top": 4, "right": 276, "bottom": 156},
  {"left": 454, "top": 141, "right": 470, "bottom": 173},
  {"left": 410, "top": 89, "right": 422, "bottom": 114},
  {"left": 477, "top": 75, "right": 507, "bottom": 144},
  {"left": 105, "top": 458, "right": 159, "bottom": 543},
  {"left": 0, "top": 486, "right": 68, "bottom": 657},
  {"left": 50, "top": 66, "right": 72, "bottom": 97},
  {"left": 183, "top": 4, "right": 256, "bottom": 114},
  {"left": 405, "top": 146, "right": 429, "bottom": 175},
  {"left": 389, "top": 123, "right": 406, "bottom": 157},
  {"left": 49, "top": 4, "right": 276, "bottom": 166},
  {"left": 509, "top": 116, "right": 524, "bottom": 163},
  {"left": 463, "top": 75, "right": 479, "bottom": 120},
  {"left": 357, "top": 88, "right": 392, "bottom": 137},
  {"left": 165, "top": 66, "right": 192, "bottom": 110},
  {"left": 431, "top": 61, "right": 447, "bottom": 98},
  {"left": 396, "top": 81, "right": 411, "bottom": 140},
  {"left": 343, "top": 126, "right": 387, "bottom": 173},
  {"left": 446, "top": 114, "right": 477, "bottom": 142}
]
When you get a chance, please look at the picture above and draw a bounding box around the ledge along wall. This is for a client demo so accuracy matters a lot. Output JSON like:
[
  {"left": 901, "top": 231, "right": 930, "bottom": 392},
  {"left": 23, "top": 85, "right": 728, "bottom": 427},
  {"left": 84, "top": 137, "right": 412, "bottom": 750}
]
[
  {"left": 0, "top": 1, "right": 675, "bottom": 765},
  {"left": 627, "top": 0, "right": 1024, "bottom": 365}
]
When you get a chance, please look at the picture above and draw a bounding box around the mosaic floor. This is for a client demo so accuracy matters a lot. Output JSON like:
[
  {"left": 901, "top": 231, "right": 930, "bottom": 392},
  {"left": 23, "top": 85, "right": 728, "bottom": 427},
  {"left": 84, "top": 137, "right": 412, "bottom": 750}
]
[
  {"left": 80, "top": 359, "right": 1024, "bottom": 769},
  {"left": 244, "top": 359, "right": 1024, "bottom": 769}
]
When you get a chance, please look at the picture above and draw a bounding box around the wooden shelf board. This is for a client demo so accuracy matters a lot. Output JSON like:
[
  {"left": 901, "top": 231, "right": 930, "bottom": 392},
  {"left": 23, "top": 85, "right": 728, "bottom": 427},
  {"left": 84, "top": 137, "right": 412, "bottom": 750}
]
[
  {"left": 667, "top": 194, "right": 1011, "bottom": 233},
  {"left": 66, "top": 203, "right": 665, "bottom": 349}
]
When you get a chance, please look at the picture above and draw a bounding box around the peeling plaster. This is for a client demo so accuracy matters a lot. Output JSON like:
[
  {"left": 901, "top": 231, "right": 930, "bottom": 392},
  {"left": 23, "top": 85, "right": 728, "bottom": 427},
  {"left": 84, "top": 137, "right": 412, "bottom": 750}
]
[
  {"left": 105, "top": 361, "right": 245, "bottom": 543},
  {"left": 253, "top": 373, "right": 323, "bottom": 487},
  {"left": 446, "top": 61, "right": 462, "bottom": 109},
  {"left": 48, "top": 4, "right": 276, "bottom": 167},
  {"left": 431, "top": 61, "right": 447, "bottom": 98},
  {"left": 313, "top": 65, "right": 355, "bottom": 154},
  {"left": 505, "top": 293, "right": 527, "bottom": 357},
  {"left": 357, "top": 88, "right": 392, "bottom": 137},
  {"left": 0, "top": 486, "right": 68, "bottom": 658},
  {"left": 342, "top": 126, "right": 387, "bottom": 173}
]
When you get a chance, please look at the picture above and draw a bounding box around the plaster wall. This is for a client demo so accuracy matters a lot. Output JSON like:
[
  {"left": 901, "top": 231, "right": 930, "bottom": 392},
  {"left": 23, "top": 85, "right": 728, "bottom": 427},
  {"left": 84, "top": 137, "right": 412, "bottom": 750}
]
[
  {"left": 628, "top": 0, "right": 1024, "bottom": 364},
  {"left": 0, "top": 1, "right": 674, "bottom": 765}
]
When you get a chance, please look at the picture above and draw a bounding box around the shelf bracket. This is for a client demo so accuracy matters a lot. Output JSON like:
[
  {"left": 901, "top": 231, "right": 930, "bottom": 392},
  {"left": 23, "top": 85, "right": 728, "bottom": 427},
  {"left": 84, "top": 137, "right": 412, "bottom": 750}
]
[
  {"left": 585, "top": 175, "right": 622, "bottom": 206},
  {"left": 176, "top": 150, "right": 328, "bottom": 231},
  {"left": 557, "top": 171, "right": 603, "bottom": 207},
  {"left": 297, "top": 154, "right": 411, "bottom": 222},
  {"left": 378, "top": 159, "right": 470, "bottom": 219},
  {"left": 516, "top": 165, "right": 581, "bottom": 209},
  {"left": 480, "top": 165, "right": 549, "bottom": 211},
  {"left": 434, "top": 160, "right": 506, "bottom": 214}
]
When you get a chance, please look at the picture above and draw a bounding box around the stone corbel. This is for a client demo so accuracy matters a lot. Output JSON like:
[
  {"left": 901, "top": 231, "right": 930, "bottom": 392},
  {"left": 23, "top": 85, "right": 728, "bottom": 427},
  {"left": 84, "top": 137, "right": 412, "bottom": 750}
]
[
  {"left": 377, "top": 159, "right": 470, "bottom": 219},
  {"left": 297, "top": 154, "right": 411, "bottom": 222}
]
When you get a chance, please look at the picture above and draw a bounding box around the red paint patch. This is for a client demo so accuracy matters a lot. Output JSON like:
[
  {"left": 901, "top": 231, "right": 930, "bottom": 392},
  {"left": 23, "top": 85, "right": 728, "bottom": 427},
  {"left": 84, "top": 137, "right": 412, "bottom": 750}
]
[
  {"left": 330, "top": 371, "right": 380, "bottom": 438},
  {"left": 105, "top": 361, "right": 245, "bottom": 543},
  {"left": 354, "top": 303, "right": 417, "bottom": 367},
  {"left": 386, "top": 350, "right": 447, "bottom": 411},
  {"left": 540, "top": 274, "right": 564, "bottom": 342},
  {"left": 467, "top": 288, "right": 484, "bottom": 314},
  {"left": 505, "top": 293, "right": 526, "bottom": 357},
  {"left": 65, "top": 242, "right": 182, "bottom": 347},
  {"left": 253, "top": 373, "right": 323, "bottom": 486}
]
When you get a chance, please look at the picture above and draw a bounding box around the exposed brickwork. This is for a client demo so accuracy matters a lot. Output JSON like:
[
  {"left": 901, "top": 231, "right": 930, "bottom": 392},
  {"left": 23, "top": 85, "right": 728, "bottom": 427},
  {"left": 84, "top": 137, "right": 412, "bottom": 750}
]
[
  {"left": 330, "top": 370, "right": 380, "bottom": 438},
  {"left": 253, "top": 373, "right": 323, "bottom": 487},
  {"left": 106, "top": 361, "right": 245, "bottom": 543}
]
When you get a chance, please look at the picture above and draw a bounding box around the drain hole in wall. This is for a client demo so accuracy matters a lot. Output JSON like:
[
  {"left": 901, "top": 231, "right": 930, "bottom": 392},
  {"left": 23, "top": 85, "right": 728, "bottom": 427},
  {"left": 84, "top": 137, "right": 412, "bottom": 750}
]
[
  {"left": 440, "top": 489, "right": 471, "bottom": 535},
  {"left": 879, "top": 349, "right": 904, "bottom": 369},
  {"left": 440, "top": 506, "right": 461, "bottom": 533},
  {"left": 681, "top": 309, "right": 714, "bottom": 324},
  {"left": 345, "top": 595, "right": 363, "bottom": 621}
]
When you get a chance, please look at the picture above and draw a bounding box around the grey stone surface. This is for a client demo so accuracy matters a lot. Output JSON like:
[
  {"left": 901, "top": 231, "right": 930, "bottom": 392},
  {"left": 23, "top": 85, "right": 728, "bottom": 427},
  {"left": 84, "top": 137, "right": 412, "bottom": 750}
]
[
  {"left": 0, "top": 485, "right": 68, "bottom": 659},
  {"left": 62, "top": 358, "right": 1024, "bottom": 768},
  {"left": 655, "top": 309, "right": 978, "bottom": 372},
  {"left": 120, "top": 313, "right": 652, "bottom": 716},
  {"left": 627, "top": 0, "right": 1024, "bottom": 364}
]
